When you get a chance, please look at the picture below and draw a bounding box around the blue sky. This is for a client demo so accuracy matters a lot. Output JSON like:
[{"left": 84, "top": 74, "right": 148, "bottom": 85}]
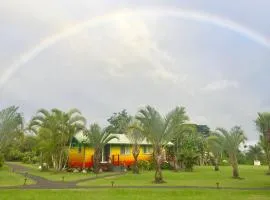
[{"left": 0, "top": 0, "right": 270, "bottom": 143}]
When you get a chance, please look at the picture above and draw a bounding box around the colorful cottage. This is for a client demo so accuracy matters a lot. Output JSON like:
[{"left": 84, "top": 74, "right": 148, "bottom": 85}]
[{"left": 68, "top": 133, "right": 153, "bottom": 169}]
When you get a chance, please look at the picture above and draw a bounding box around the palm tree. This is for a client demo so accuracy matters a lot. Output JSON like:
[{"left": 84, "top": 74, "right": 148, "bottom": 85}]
[
  {"left": 29, "top": 108, "right": 86, "bottom": 170},
  {"left": 247, "top": 145, "right": 263, "bottom": 161},
  {"left": 255, "top": 112, "right": 270, "bottom": 172},
  {"left": 84, "top": 123, "right": 118, "bottom": 174},
  {"left": 207, "top": 133, "right": 224, "bottom": 171},
  {"left": 213, "top": 126, "right": 246, "bottom": 178},
  {"left": 136, "top": 106, "right": 188, "bottom": 183},
  {"left": 126, "top": 120, "right": 145, "bottom": 174},
  {"left": 0, "top": 106, "right": 23, "bottom": 152}
]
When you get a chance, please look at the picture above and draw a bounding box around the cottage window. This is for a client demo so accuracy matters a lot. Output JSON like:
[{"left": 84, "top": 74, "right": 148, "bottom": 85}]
[
  {"left": 143, "top": 146, "right": 151, "bottom": 154},
  {"left": 120, "top": 145, "right": 130, "bottom": 155}
]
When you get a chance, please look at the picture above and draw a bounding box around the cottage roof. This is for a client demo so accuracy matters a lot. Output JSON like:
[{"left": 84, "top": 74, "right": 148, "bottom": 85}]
[{"left": 74, "top": 132, "right": 173, "bottom": 145}]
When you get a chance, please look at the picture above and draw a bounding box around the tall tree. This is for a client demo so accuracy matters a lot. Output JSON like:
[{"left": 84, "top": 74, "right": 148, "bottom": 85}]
[
  {"left": 84, "top": 123, "right": 118, "bottom": 174},
  {"left": 171, "top": 123, "right": 196, "bottom": 170},
  {"left": 0, "top": 106, "right": 23, "bottom": 153},
  {"left": 197, "top": 125, "right": 211, "bottom": 138},
  {"left": 136, "top": 106, "right": 188, "bottom": 183},
  {"left": 106, "top": 109, "right": 132, "bottom": 134},
  {"left": 207, "top": 132, "right": 224, "bottom": 171},
  {"left": 212, "top": 126, "right": 246, "bottom": 178},
  {"left": 29, "top": 108, "right": 86, "bottom": 170},
  {"left": 19, "top": 135, "right": 38, "bottom": 153},
  {"left": 196, "top": 125, "right": 211, "bottom": 166},
  {"left": 255, "top": 112, "right": 270, "bottom": 172},
  {"left": 126, "top": 120, "right": 145, "bottom": 174},
  {"left": 246, "top": 144, "right": 263, "bottom": 161}
]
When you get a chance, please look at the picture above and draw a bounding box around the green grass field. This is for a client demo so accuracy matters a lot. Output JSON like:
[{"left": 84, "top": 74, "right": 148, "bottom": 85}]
[
  {"left": 0, "top": 165, "right": 35, "bottom": 186},
  {"left": 0, "top": 189, "right": 270, "bottom": 200},
  {"left": 78, "top": 165, "right": 270, "bottom": 188},
  {"left": 1, "top": 164, "right": 270, "bottom": 199},
  {"left": 11, "top": 162, "right": 99, "bottom": 182}
]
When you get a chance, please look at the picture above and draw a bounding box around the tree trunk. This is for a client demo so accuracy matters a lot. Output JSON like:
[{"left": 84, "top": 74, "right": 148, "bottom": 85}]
[
  {"left": 232, "top": 164, "right": 239, "bottom": 178},
  {"left": 173, "top": 156, "right": 178, "bottom": 171},
  {"left": 58, "top": 150, "right": 63, "bottom": 171},
  {"left": 231, "top": 155, "right": 239, "bottom": 178},
  {"left": 63, "top": 141, "right": 72, "bottom": 170},
  {"left": 52, "top": 155, "right": 56, "bottom": 169},
  {"left": 132, "top": 144, "right": 140, "bottom": 174},
  {"left": 93, "top": 151, "right": 101, "bottom": 174},
  {"left": 154, "top": 154, "right": 164, "bottom": 183},
  {"left": 200, "top": 154, "right": 204, "bottom": 166},
  {"left": 82, "top": 145, "right": 86, "bottom": 169},
  {"left": 214, "top": 158, "right": 219, "bottom": 171},
  {"left": 263, "top": 143, "right": 270, "bottom": 174},
  {"left": 153, "top": 146, "right": 165, "bottom": 183}
]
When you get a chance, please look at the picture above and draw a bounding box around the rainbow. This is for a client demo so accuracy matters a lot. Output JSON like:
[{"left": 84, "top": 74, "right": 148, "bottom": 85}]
[{"left": 1, "top": 7, "right": 269, "bottom": 89}]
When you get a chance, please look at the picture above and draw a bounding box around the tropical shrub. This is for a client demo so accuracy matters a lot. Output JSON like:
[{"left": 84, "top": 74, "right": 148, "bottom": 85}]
[
  {"left": 29, "top": 108, "right": 86, "bottom": 171},
  {"left": 178, "top": 150, "right": 199, "bottom": 171},
  {"left": 5, "top": 149, "right": 23, "bottom": 161},
  {"left": 137, "top": 160, "right": 151, "bottom": 171},
  {"left": 237, "top": 152, "right": 248, "bottom": 165},
  {"left": 22, "top": 152, "right": 39, "bottom": 164},
  {"left": 161, "top": 162, "right": 173, "bottom": 170}
]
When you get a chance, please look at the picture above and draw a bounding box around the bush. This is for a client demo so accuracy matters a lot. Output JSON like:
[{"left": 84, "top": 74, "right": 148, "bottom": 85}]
[
  {"left": 149, "top": 158, "right": 156, "bottom": 170},
  {"left": 161, "top": 161, "right": 173, "bottom": 170},
  {"left": 5, "top": 149, "right": 23, "bottom": 161},
  {"left": 22, "top": 152, "right": 38, "bottom": 164},
  {"left": 137, "top": 160, "right": 151, "bottom": 171},
  {"left": 0, "top": 153, "right": 4, "bottom": 168},
  {"left": 178, "top": 150, "right": 199, "bottom": 172}
]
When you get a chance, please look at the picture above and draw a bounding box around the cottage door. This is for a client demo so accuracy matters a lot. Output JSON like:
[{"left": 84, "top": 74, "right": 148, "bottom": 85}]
[{"left": 103, "top": 144, "right": 111, "bottom": 162}]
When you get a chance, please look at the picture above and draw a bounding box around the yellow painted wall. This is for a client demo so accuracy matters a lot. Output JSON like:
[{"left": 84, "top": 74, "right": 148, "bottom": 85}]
[
  {"left": 68, "top": 144, "right": 153, "bottom": 167},
  {"left": 110, "top": 145, "right": 153, "bottom": 166},
  {"left": 68, "top": 147, "right": 94, "bottom": 167}
]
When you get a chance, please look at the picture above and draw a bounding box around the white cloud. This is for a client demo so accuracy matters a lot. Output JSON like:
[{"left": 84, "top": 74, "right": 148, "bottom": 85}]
[
  {"left": 1, "top": 0, "right": 270, "bottom": 143},
  {"left": 192, "top": 115, "right": 208, "bottom": 124},
  {"left": 202, "top": 80, "right": 239, "bottom": 92}
]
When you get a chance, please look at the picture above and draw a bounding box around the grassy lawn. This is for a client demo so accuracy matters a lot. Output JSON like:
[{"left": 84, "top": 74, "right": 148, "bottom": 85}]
[
  {"left": 78, "top": 165, "right": 270, "bottom": 188},
  {"left": 0, "top": 165, "right": 35, "bottom": 186},
  {"left": 0, "top": 189, "right": 270, "bottom": 200},
  {"left": 10, "top": 162, "right": 108, "bottom": 182}
]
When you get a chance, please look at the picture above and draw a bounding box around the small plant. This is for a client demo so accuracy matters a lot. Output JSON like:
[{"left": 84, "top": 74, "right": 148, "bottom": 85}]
[{"left": 24, "top": 178, "right": 28, "bottom": 185}]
